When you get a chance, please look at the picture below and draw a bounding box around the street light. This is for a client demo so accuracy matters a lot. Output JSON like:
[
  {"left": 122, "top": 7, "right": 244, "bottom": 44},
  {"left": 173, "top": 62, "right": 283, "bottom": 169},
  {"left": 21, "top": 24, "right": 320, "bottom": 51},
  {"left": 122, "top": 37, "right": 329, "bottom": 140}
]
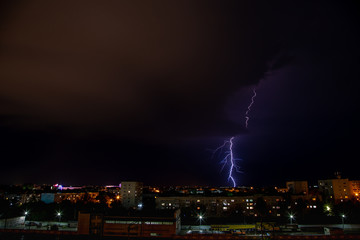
[
  {"left": 198, "top": 215, "right": 203, "bottom": 231},
  {"left": 289, "top": 214, "right": 294, "bottom": 224},
  {"left": 24, "top": 211, "right": 29, "bottom": 229},
  {"left": 57, "top": 211, "right": 62, "bottom": 222},
  {"left": 341, "top": 214, "right": 345, "bottom": 230},
  {"left": 324, "top": 204, "right": 333, "bottom": 216}
]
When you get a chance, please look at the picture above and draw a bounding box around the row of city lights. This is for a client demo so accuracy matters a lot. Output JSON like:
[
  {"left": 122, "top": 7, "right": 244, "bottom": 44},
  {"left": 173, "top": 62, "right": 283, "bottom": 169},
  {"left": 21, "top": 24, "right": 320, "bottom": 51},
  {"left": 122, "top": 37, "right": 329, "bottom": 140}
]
[
  {"left": 24, "top": 210, "right": 63, "bottom": 221},
  {"left": 196, "top": 212, "right": 346, "bottom": 226},
  {"left": 23, "top": 206, "right": 347, "bottom": 226}
]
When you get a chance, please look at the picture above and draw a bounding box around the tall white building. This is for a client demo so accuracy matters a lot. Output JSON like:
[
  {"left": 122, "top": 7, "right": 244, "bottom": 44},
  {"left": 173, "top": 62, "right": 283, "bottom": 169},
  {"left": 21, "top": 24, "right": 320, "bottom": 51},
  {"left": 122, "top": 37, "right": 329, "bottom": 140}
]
[
  {"left": 318, "top": 173, "right": 351, "bottom": 202},
  {"left": 120, "top": 181, "right": 143, "bottom": 209}
]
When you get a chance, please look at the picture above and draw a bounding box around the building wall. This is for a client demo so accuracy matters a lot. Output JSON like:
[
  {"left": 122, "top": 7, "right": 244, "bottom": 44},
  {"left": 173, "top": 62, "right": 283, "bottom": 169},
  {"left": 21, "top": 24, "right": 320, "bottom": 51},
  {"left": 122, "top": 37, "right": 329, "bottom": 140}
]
[
  {"left": 319, "top": 178, "right": 351, "bottom": 202},
  {"left": 350, "top": 180, "right": 360, "bottom": 200},
  {"left": 332, "top": 178, "right": 351, "bottom": 201},
  {"left": 40, "top": 193, "right": 55, "bottom": 204},
  {"left": 0, "top": 216, "right": 25, "bottom": 228},
  {"left": 286, "top": 181, "right": 308, "bottom": 195},
  {"left": 156, "top": 195, "right": 284, "bottom": 217},
  {"left": 78, "top": 210, "right": 180, "bottom": 237},
  {"left": 103, "top": 218, "right": 177, "bottom": 237},
  {"left": 77, "top": 212, "right": 90, "bottom": 235},
  {"left": 120, "top": 181, "right": 143, "bottom": 209}
]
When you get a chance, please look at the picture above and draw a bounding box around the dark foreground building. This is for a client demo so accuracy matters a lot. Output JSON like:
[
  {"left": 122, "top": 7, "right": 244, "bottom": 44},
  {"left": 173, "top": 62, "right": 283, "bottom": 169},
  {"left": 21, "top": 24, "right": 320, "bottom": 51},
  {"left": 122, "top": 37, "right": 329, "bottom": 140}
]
[{"left": 78, "top": 209, "right": 181, "bottom": 238}]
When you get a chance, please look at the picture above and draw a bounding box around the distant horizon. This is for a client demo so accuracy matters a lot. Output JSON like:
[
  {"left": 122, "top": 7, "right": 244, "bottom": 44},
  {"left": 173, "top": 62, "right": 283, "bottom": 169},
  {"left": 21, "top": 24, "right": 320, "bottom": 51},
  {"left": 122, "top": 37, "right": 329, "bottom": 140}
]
[{"left": 1, "top": 173, "right": 356, "bottom": 189}]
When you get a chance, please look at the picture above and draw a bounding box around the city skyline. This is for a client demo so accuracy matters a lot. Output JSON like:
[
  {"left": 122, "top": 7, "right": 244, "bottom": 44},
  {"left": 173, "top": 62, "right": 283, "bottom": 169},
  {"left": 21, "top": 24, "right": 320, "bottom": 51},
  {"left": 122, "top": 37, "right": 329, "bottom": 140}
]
[{"left": 0, "top": 1, "right": 359, "bottom": 186}]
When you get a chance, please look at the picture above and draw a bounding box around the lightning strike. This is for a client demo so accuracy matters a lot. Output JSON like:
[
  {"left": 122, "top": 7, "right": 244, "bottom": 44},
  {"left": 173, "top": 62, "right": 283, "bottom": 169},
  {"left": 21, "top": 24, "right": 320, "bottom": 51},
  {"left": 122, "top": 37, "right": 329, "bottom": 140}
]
[
  {"left": 245, "top": 88, "right": 257, "bottom": 129},
  {"left": 212, "top": 87, "right": 258, "bottom": 187},
  {"left": 211, "top": 137, "right": 241, "bottom": 187}
]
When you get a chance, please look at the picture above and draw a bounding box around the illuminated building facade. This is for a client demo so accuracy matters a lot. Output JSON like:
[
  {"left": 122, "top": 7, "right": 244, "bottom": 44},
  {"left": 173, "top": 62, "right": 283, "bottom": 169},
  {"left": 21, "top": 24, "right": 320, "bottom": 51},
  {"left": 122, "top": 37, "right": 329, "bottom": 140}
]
[
  {"left": 155, "top": 195, "right": 285, "bottom": 217},
  {"left": 120, "top": 181, "right": 143, "bottom": 209},
  {"left": 350, "top": 180, "right": 360, "bottom": 200},
  {"left": 78, "top": 209, "right": 180, "bottom": 237},
  {"left": 286, "top": 181, "right": 308, "bottom": 195},
  {"left": 318, "top": 175, "right": 351, "bottom": 202}
]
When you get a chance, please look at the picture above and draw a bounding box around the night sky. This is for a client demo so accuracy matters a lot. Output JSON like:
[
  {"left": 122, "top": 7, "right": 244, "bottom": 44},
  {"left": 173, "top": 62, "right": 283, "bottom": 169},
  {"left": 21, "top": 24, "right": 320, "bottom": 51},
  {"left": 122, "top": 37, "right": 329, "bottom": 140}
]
[{"left": 1, "top": 1, "right": 359, "bottom": 187}]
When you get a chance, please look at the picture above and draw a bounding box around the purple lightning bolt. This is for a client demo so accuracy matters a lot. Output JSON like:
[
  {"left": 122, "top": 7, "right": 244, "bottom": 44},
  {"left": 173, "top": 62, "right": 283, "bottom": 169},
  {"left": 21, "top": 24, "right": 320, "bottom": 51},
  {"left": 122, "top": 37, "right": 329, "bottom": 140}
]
[
  {"left": 211, "top": 137, "right": 241, "bottom": 187},
  {"left": 212, "top": 87, "right": 258, "bottom": 187},
  {"left": 245, "top": 88, "right": 257, "bottom": 129}
]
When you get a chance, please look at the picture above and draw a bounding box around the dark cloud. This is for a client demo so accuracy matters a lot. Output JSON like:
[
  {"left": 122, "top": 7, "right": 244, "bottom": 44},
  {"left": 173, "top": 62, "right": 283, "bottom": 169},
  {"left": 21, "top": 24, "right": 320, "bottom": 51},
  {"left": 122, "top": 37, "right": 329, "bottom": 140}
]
[
  {"left": 0, "top": 1, "right": 276, "bottom": 139},
  {"left": 0, "top": 1, "right": 359, "bottom": 185}
]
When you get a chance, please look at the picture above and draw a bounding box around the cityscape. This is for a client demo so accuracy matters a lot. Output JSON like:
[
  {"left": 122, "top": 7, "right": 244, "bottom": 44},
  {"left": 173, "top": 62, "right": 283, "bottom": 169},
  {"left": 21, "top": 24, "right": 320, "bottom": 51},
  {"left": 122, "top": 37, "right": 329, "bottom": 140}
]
[
  {"left": 1, "top": 173, "right": 360, "bottom": 239},
  {"left": 1, "top": 0, "right": 360, "bottom": 239}
]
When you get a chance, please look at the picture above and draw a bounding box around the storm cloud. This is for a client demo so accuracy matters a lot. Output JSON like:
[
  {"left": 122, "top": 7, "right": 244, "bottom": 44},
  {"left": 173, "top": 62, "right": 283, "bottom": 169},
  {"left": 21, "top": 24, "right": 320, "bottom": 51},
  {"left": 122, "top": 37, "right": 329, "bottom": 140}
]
[{"left": 1, "top": 1, "right": 359, "bottom": 185}]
